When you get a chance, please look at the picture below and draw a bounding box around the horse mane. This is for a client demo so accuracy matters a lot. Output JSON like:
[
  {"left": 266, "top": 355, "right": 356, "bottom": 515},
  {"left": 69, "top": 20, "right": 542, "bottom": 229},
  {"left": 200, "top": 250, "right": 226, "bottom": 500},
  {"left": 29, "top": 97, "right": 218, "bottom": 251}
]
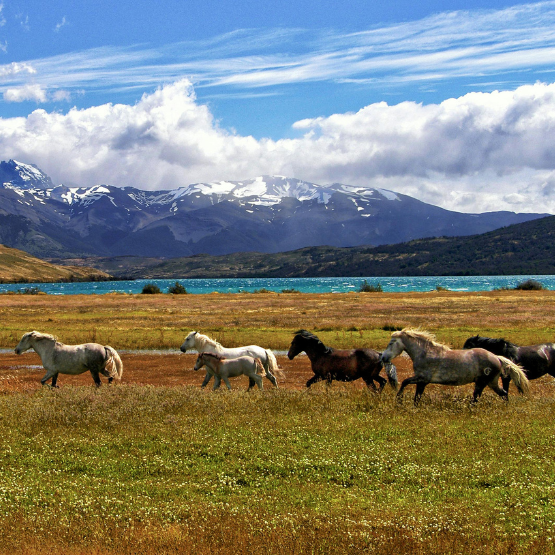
[
  {"left": 29, "top": 331, "right": 58, "bottom": 342},
  {"left": 192, "top": 332, "right": 225, "bottom": 351},
  {"left": 293, "top": 329, "right": 333, "bottom": 355},
  {"left": 395, "top": 327, "right": 451, "bottom": 352},
  {"left": 468, "top": 335, "right": 519, "bottom": 358},
  {"left": 200, "top": 352, "right": 224, "bottom": 361}
]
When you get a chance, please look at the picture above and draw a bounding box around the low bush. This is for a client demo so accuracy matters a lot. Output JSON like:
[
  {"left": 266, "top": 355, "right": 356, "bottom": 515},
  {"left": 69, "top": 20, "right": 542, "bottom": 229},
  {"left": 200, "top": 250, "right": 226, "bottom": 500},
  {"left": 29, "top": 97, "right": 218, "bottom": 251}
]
[
  {"left": 141, "top": 283, "right": 161, "bottom": 294},
  {"left": 358, "top": 280, "right": 383, "bottom": 292},
  {"left": 168, "top": 281, "right": 187, "bottom": 294},
  {"left": 514, "top": 279, "right": 546, "bottom": 291}
]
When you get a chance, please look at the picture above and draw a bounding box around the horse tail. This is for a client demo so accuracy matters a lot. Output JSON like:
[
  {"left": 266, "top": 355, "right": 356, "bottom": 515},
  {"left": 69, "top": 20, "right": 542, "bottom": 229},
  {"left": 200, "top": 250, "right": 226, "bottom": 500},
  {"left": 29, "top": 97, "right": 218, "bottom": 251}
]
[
  {"left": 255, "top": 358, "right": 266, "bottom": 377},
  {"left": 498, "top": 355, "right": 529, "bottom": 395},
  {"left": 265, "top": 349, "right": 285, "bottom": 379},
  {"left": 383, "top": 358, "right": 398, "bottom": 390},
  {"left": 104, "top": 346, "right": 123, "bottom": 381}
]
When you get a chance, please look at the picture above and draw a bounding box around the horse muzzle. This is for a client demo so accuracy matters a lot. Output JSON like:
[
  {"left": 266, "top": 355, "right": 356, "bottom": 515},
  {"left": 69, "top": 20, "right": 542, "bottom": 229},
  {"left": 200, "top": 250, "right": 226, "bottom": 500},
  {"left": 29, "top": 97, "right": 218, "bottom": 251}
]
[{"left": 14, "top": 348, "right": 21, "bottom": 355}]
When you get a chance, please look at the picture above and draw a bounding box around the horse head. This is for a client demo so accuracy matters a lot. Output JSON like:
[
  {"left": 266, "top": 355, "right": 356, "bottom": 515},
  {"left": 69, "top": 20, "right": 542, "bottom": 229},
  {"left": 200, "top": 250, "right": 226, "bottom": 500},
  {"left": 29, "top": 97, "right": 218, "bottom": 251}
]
[
  {"left": 193, "top": 352, "right": 205, "bottom": 371},
  {"left": 380, "top": 332, "right": 406, "bottom": 363},
  {"left": 288, "top": 330, "right": 331, "bottom": 360},
  {"left": 14, "top": 330, "right": 46, "bottom": 355},
  {"left": 180, "top": 331, "right": 198, "bottom": 353}
]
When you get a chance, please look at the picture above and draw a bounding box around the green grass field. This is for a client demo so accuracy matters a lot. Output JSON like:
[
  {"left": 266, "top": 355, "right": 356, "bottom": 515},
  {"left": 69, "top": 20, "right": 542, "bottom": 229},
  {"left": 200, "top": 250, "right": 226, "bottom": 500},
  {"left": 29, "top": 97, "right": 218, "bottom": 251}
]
[
  {"left": 2, "top": 291, "right": 555, "bottom": 554},
  {"left": 1, "top": 387, "right": 555, "bottom": 554}
]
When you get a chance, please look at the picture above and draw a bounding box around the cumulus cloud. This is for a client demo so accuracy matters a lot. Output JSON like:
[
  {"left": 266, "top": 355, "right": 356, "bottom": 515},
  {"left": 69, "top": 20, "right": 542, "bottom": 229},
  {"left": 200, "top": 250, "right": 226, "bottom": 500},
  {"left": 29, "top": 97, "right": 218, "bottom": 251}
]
[
  {"left": 2, "top": 79, "right": 555, "bottom": 213},
  {"left": 3, "top": 83, "right": 47, "bottom": 102}
]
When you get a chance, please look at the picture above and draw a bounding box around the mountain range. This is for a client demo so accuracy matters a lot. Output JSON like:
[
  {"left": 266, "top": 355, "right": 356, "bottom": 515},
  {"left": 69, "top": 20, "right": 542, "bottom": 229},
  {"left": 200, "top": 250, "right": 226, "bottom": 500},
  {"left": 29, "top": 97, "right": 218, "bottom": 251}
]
[{"left": 0, "top": 159, "right": 548, "bottom": 259}]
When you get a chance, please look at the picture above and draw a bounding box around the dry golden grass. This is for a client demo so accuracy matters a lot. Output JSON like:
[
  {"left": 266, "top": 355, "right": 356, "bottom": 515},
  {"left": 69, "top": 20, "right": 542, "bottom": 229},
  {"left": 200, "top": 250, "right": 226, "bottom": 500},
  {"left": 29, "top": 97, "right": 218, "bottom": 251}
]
[{"left": 1, "top": 289, "right": 555, "bottom": 350}]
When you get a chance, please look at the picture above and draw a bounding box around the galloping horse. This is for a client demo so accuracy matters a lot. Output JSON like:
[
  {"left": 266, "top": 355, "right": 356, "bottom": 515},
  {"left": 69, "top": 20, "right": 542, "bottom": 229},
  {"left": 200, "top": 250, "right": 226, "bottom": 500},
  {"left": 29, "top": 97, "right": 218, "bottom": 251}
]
[
  {"left": 180, "top": 331, "right": 281, "bottom": 388},
  {"left": 194, "top": 352, "right": 266, "bottom": 390},
  {"left": 287, "top": 329, "right": 397, "bottom": 390},
  {"left": 14, "top": 331, "right": 123, "bottom": 387},
  {"left": 381, "top": 328, "right": 528, "bottom": 405},
  {"left": 464, "top": 335, "right": 555, "bottom": 393}
]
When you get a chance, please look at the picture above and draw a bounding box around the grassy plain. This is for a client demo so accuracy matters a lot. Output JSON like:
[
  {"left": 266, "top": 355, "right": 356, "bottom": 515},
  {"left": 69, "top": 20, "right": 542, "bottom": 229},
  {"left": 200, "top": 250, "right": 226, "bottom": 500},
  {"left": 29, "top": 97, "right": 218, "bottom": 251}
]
[{"left": 2, "top": 291, "right": 555, "bottom": 554}]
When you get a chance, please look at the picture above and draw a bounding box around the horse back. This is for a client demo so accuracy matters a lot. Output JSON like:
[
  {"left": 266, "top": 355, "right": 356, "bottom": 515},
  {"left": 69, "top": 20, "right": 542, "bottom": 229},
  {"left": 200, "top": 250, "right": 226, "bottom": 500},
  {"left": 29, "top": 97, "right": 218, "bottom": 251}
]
[{"left": 515, "top": 344, "right": 555, "bottom": 378}]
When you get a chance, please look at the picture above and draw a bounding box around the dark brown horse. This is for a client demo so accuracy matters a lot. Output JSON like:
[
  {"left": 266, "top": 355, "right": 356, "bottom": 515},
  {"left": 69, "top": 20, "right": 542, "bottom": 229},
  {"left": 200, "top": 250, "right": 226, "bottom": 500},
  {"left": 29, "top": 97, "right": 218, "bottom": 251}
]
[
  {"left": 464, "top": 335, "right": 555, "bottom": 393},
  {"left": 287, "top": 329, "right": 397, "bottom": 390}
]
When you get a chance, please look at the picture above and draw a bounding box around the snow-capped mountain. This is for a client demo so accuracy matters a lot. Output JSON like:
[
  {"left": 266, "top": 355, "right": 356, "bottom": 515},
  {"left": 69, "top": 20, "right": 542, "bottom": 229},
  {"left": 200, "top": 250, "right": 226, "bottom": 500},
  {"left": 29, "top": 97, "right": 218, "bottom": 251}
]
[{"left": 0, "top": 161, "right": 547, "bottom": 259}]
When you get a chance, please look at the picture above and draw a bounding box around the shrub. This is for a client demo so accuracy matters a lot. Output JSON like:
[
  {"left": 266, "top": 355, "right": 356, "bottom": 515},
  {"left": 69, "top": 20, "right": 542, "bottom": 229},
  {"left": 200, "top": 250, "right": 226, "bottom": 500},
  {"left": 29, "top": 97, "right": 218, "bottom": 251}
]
[
  {"left": 281, "top": 288, "right": 300, "bottom": 293},
  {"left": 435, "top": 285, "right": 450, "bottom": 292},
  {"left": 168, "top": 281, "right": 187, "bottom": 294},
  {"left": 141, "top": 283, "right": 161, "bottom": 294},
  {"left": 358, "top": 280, "right": 383, "bottom": 293},
  {"left": 514, "top": 279, "right": 545, "bottom": 291},
  {"left": 17, "top": 286, "right": 45, "bottom": 295}
]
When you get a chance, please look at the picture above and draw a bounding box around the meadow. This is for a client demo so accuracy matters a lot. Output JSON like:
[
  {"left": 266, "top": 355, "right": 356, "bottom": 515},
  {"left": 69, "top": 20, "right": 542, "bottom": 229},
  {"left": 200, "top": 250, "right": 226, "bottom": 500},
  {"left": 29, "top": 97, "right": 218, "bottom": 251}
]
[{"left": 1, "top": 290, "right": 555, "bottom": 554}]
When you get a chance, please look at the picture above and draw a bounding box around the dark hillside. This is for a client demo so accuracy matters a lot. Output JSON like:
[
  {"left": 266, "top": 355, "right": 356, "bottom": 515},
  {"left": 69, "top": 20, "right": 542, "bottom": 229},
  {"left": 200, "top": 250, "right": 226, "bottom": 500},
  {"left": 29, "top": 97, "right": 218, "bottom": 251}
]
[{"left": 58, "top": 215, "right": 555, "bottom": 278}]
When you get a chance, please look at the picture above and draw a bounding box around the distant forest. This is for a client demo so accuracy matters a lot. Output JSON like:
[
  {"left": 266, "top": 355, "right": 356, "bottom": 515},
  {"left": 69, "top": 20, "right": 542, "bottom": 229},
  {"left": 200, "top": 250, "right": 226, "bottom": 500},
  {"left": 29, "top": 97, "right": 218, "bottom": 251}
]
[{"left": 85, "top": 215, "right": 555, "bottom": 279}]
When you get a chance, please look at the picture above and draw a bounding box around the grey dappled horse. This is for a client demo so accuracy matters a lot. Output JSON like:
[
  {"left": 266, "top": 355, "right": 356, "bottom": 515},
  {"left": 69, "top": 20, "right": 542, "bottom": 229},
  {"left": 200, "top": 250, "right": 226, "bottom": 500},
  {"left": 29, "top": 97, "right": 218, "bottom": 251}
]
[
  {"left": 14, "top": 331, "right": 123, "bottom": 387},
  {"left": 381, "top": 328, "right": 528, "bottom": 405}
]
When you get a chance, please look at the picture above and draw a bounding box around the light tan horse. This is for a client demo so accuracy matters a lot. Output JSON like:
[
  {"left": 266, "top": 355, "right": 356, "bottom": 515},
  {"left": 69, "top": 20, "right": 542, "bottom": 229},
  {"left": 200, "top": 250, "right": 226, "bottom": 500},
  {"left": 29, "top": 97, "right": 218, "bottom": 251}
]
[
  {"left": 14, "top": 331, "right": 123, "bottom": 387},
  {"left": 381, "top": 328, "right": 529, "bottom": 405},
  {"left": 194, "top": 352, "right": 266, "bottom": 390}
]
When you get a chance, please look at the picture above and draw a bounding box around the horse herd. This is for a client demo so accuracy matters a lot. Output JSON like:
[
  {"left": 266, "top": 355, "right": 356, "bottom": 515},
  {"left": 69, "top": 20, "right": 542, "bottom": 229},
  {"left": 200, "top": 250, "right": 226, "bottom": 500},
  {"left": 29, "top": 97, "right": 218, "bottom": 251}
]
[{"left": 13, "top": 328, "right": 555, "bottom": 404}]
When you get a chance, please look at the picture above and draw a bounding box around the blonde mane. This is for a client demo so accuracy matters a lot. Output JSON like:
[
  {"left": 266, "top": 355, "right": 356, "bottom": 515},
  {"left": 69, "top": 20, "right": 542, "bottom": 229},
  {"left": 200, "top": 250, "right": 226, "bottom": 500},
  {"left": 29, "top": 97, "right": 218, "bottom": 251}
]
[
  {"left": 394, "top": 327, "right": 451, "bottom": 352},
  {"left": 193, "top": 332, "right": 224, "bottom": 352},
  {"left": 29, "top": 331, "right": 59, "bottom": 343}
]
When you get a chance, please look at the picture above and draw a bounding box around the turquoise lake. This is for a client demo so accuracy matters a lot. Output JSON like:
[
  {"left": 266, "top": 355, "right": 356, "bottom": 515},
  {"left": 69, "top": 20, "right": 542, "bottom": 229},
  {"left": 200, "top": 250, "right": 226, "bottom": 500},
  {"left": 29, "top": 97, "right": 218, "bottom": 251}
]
[{"left": 1, "top": 275, "right": 553, "bottom": 295}]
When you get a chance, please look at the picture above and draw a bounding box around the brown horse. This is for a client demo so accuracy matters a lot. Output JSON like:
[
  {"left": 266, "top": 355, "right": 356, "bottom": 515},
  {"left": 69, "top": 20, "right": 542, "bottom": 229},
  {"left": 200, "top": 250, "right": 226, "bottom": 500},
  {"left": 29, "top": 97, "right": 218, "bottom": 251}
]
[
  {"left": 287, "top": 329, "right": 397, "bottom": 390},
  {"left": 463, "top": 335, "right": 555, "bottom": 393}
]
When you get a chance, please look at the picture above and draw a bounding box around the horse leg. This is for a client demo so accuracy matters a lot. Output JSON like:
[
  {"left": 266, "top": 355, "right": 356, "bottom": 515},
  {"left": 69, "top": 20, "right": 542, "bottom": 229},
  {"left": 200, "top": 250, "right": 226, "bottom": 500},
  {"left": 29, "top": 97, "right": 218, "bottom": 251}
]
[
  {"left": 265, "top": 371, "right": 278, "bottom": 387},
  {"left": 248, "top": 377, "right": 256, "bottom": 390},
  {"left": 40, "top": 368, "right": 58, "bottom": 387},
  {"left": 414, "top": 382, "right": 427, "bottom": 406},
  {"left": 89, "top": 370, "right": 102, "bottom": 387},
  {"left": 487, "top": 379, "right": 509, "bottom": 401},
  {"left": 370, "top": 375, "right": 387, "bottom": 392},
  {"left": 223, "top": 376, "right": 232, "bottom": 390},
  {"left": 306, "top": 375, "right": 322, "bottom": 388},
  {"left": 50, "top": 373, "right": 60, "bottom": 388},
  {"left": 396, "top": 376, "right": 419, "bottom": 402},
  {"left": 212, "top": 376, "right": 221, "bottom": 390},
  {"left": 201, "top": 371, "right": 212, "bottom": 389},
  {"left": 501, "top": 375, "right": 511, "bottom": 395},
  {"left": 253, "top": 374, "right": 263, "bottom": 390}
]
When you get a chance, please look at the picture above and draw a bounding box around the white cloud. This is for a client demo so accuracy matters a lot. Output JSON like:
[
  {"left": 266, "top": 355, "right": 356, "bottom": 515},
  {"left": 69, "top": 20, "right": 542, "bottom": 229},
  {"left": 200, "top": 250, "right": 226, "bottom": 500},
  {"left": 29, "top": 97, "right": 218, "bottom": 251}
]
[
  {"left": 54, "top": 16, "right": 67, "bottom": 33},
  {"left": 1, "top": 79, "right": 555, "bottom": 213},
  {"left": 3, "top": 83, "right": 47, "bottom": 102},
  {"left": 0, "top": 62, "right": 36, "bottom": 78},
  {"left": 3, "top": 2, "right": 555, "bottom": 98}
]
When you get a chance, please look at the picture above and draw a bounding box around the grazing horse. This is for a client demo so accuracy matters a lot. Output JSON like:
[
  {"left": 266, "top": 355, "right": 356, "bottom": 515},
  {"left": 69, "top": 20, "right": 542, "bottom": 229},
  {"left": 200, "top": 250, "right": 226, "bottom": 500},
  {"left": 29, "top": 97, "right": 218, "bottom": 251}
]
[
  {"left": 180, "top": 331, "right": 281, "bottom": 389},
  {"left": 287, "top": 329, "right": 397, "bottom": 390},
  {"left": 194, "top": 352, "right": 266, "bottom": 390},
  {"left": 14, "top": 331, "right": 123, "bottom": 387},
  {"left": 464, "top": 335, "right": 555, "bottom": 393},
  {"left": 381, "top": 328, "right": 528, "bottom": 405}
]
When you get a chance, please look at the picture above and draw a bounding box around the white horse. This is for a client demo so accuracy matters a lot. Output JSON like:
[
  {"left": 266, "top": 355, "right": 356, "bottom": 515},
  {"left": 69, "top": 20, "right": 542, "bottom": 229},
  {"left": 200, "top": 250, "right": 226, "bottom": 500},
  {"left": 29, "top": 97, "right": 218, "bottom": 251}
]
[
  {"left": 194, "top": 352, "right": 266, "bottom": 390},
  {"left": 180, "top": 331, "right": 282, "bottom": 388},
  {"left": 14, "top": 331, "right": 123, "bottom": 387}
]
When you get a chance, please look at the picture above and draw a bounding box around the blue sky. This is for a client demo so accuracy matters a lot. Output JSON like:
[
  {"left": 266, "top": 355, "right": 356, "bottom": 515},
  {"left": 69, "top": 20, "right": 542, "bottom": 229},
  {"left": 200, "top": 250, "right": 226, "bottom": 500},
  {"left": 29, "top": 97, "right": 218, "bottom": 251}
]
[{"left": 1, "top": 0, "right": 555, "bottom": 213}]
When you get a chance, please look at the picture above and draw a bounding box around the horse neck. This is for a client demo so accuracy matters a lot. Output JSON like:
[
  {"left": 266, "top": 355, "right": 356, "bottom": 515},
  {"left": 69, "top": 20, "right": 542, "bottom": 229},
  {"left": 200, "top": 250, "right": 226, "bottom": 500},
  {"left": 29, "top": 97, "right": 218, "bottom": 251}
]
[
  {"left": 29, "top": 336, "right": 55, "bottom": 358},
  {"left": 196, "top": 334, "right": 221, "bottom": 354},
  {"left": 200, "top": 354, "right": 220, "bottom": 372},
  {"left": 301, "top": 340, "right": 328, "bottom": 362},
  {"left": 400, "top": 335, "right": 431, "bottom": 360}
]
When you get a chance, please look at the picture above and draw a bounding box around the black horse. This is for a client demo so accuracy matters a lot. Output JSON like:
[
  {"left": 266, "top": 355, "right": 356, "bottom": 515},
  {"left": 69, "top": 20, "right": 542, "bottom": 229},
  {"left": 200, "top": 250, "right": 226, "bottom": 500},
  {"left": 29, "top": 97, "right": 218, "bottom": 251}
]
[
  {"left": 287, "top": 329, "right": 397, "bottom": 390},
  {"left": 463, "top": 335, "right": 555, "bottom": 392}
]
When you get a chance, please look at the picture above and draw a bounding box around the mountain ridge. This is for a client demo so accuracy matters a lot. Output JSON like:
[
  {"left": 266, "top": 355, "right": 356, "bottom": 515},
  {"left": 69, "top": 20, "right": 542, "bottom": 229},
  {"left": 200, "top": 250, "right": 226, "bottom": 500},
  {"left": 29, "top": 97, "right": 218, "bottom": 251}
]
[{"left": 0, "top": 160, "right": 549, "bottom": 259}]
